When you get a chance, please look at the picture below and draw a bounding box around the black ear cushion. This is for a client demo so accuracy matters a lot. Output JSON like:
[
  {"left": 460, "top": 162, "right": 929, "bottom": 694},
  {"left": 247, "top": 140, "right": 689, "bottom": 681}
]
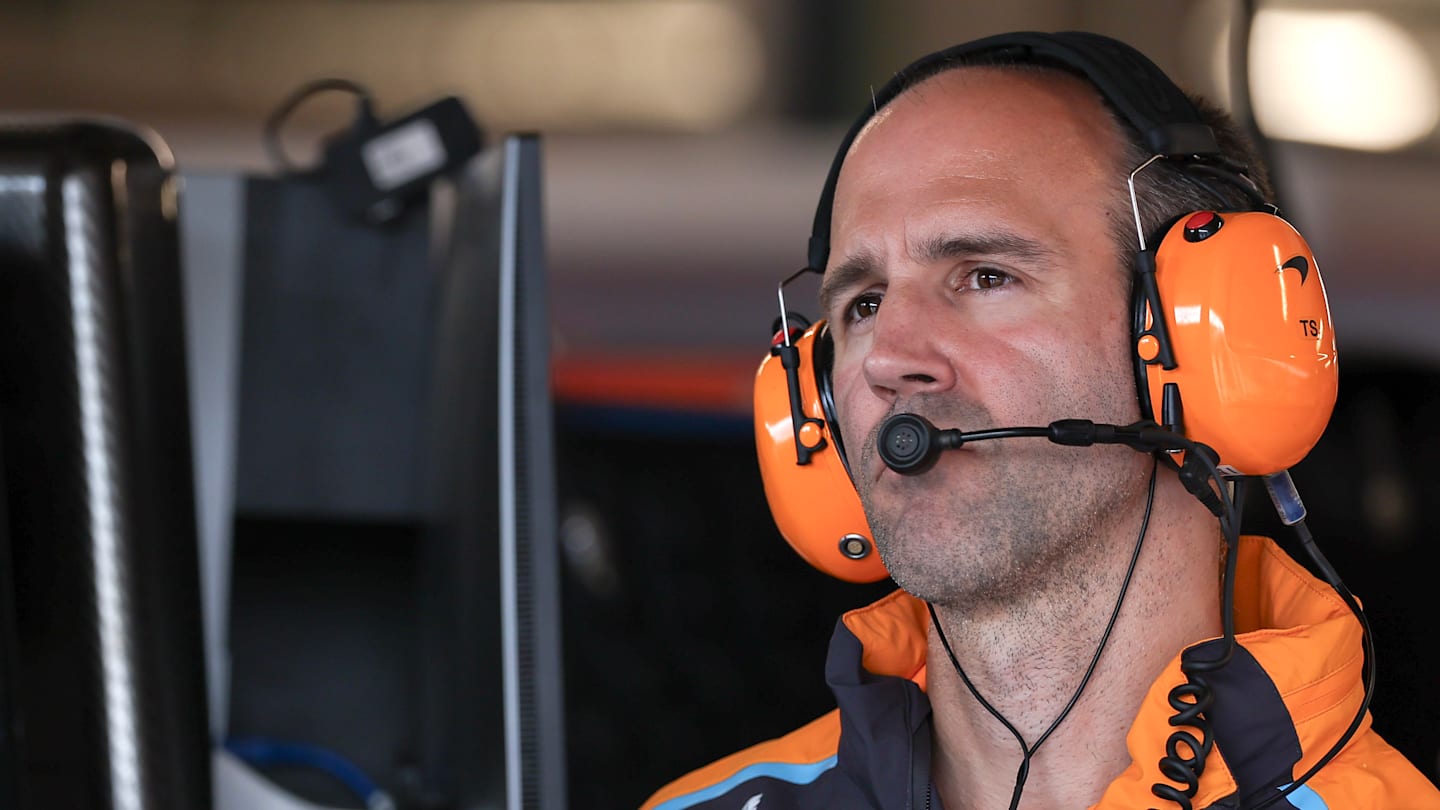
[
  {"left": 1132, "top": 255, "right": 1157, "bottom": 423},
  {"left": 812, "top": 324, "right": 852, "bottom": 476}
]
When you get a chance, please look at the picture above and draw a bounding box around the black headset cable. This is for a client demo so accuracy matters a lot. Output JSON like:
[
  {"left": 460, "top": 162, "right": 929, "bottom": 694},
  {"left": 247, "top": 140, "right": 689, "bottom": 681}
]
[
  {"left": 928, "top": 458, "right": 1159, "bottom": 810},
  {"left": 1247, "top": 504, "right": 1376, "bottom": 810},
  {"left": 876, "top": 413, "right": 1243, "bottom": 808}
]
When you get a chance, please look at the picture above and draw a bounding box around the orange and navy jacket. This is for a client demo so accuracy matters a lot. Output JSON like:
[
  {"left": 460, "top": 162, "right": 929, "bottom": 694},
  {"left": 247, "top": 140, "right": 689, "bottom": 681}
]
[{"left": 642, "top": 537, "right": 1440, "bottom": 809}]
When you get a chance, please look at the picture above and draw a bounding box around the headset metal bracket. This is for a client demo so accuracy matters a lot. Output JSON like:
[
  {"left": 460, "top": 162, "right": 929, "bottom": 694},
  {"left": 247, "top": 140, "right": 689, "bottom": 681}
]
[{"left": 775, "top": 268, "right": 827, "bottom": 465}]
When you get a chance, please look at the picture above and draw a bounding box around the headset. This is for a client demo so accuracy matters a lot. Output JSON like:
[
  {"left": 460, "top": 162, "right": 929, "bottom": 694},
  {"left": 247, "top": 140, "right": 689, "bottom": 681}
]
[{"left": 752, "top": 31, "right": 1339, "bottom": 584}]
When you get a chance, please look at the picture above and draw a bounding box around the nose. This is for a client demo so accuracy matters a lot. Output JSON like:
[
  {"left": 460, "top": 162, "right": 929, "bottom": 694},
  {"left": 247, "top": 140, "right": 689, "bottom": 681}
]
[{"left": 860, "top": 286, "right": 958, "bottom": 404}]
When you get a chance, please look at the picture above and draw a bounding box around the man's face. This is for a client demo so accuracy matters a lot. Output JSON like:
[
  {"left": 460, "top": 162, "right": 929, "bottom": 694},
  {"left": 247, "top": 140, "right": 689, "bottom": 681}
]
[{"left": 819, "top": 68, "right": 1153, "bottom": 608}]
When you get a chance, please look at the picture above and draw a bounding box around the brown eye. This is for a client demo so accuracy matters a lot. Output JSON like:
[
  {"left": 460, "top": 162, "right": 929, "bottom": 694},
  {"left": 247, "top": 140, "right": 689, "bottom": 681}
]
[
  {"left": 975, "top": 269, "right": 1009, "bottom": 289},
  {"left": 970, "top": 268, "right": 1014, "bottom": 290},
  {"left": 846, "top": 294, "right": 881, "bottom": 323}
]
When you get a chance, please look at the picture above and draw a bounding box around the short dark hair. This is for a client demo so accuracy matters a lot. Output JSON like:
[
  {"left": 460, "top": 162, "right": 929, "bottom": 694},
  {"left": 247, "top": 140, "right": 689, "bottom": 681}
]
[{"left": 1115, "top": 90, "right": 1275, "bottom": 271}]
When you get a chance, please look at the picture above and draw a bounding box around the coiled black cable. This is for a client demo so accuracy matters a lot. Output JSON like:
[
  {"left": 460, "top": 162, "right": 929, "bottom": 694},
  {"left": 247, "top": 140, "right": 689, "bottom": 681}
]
[
  {"left": 1151, "top": 675, "right": 1216, "bottom": 807},
  {"left": 1148, "top": 462, "right": 1244, "bottom": 810},
  {"left": 1146, "top": 467, "right": 1376, "bottom": 810}
]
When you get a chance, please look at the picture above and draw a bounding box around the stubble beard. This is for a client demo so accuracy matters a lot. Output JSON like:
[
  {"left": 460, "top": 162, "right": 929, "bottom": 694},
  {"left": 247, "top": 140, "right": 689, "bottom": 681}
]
[{"left": 855, "top": 397, "right": 1149, "bottom": 615}]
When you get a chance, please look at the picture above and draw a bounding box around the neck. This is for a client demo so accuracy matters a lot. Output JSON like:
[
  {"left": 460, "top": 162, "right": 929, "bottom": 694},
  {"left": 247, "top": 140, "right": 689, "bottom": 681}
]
[{"left": 926, "top": 475, "right": 1222, "bottom": 810}]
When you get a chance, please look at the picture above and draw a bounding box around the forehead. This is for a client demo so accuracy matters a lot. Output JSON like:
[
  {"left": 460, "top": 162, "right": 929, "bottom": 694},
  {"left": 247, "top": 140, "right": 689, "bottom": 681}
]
[
  {"left": 830, "top": 66, "right": 1127, "bottom": 246},
  {"left": 853, "top": 65, "right": 1123, "bottom": 171}
]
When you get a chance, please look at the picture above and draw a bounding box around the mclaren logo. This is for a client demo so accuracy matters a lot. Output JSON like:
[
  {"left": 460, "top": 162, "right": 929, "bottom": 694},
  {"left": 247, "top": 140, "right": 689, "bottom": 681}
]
[
  {"left": 741, "top": 794, "right": 763, "bottom": 810},
  {"left": 1281, "top": 255, "right": 1310, "bottom": 285}
]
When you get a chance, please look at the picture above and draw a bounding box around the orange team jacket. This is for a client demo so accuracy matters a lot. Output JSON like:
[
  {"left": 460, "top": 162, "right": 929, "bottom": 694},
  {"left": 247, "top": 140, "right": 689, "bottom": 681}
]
[{"left": 643, "top": 536, "right": 1440, "bottom": 809}]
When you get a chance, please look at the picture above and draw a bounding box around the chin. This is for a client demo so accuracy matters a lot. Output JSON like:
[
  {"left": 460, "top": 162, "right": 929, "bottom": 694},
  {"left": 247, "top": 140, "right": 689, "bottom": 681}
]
[{"left": 874, "top": 520, "right": 991, "bottom": 601}]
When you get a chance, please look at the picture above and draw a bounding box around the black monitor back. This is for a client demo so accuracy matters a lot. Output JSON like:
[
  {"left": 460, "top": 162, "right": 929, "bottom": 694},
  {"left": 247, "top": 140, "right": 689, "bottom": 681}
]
[
  {"left": 421, "top": 133, "right": 567, "bottom": 810},
  {"left": 222, "top": 132, "right": 565, "bottom": 809}
]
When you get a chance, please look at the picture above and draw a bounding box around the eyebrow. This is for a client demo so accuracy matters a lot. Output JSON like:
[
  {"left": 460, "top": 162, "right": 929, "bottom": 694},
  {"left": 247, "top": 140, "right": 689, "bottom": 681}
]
[
  {"left": 818, "top": 231, "right": 1058, "bottom": 317},
  {"left": 915, "top": 232, "right": 1057, "bottom": 265},
  {"left": 818, "top": 250, "right": 880, "bottom": 318}
]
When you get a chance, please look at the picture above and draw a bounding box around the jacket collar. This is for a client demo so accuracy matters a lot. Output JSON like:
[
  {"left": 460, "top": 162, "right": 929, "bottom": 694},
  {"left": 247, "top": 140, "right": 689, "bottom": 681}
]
[
  {"left": 826, "top": 537, "right": 1365, "bottom": 809},
  {"left": 826, "top": 591, "right": 933, "bottom": 810}
]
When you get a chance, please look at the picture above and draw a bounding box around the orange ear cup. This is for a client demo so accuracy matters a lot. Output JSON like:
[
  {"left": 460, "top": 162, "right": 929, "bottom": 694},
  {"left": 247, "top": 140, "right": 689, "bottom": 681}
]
[
  {"left": 754, "top": 322, "right": 887, "bottom": 583},
  {"left": 1140, "top": 211, "right": 1338, "bottom": 475}
]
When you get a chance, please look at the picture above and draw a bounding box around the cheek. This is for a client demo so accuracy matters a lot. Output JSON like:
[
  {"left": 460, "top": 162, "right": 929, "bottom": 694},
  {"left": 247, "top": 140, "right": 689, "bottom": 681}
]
[
  {"left": 982, "top": 292, "right": 1135, "bottom": 412},
  {"left": 829, "top": 356, "right": 875, "bottom": 454},
  {"left": 829, "top": 343, "right": 881, "bottom": 461},
  {"left": 1029, "top": 302, "right": 1138, "bottom": 415},
  {"left": 1079, "top": 286, "right": 1136, "bottom": 377}
]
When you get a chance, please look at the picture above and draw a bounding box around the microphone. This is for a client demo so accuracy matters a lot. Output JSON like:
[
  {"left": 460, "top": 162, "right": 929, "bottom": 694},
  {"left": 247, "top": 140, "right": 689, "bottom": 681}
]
[
  {"left": 876, "top": 412, "right": 1197, "bottom": 475},
  {"left": 877, "top": 413, "right": 965, "bottom": 474},
  {"left": 877, "top": 412, "right": 1226, "bottom": 518}
]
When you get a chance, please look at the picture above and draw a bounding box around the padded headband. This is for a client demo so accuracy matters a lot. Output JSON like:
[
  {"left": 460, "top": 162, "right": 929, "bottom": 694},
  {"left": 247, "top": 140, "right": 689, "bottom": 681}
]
[{"left": 806, "top": 31, "right": 1222, "bottom": 272}]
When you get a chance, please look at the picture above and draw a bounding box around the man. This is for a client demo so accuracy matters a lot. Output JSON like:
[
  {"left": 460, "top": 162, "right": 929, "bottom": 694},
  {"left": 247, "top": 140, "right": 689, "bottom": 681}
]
[{"left": 643, "top": 32, "right": 1440, "bottom": 810}]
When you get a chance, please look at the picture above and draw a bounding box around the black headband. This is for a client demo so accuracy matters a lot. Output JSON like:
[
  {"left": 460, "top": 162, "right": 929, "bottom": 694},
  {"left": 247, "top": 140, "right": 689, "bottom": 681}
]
[{"left": 806, "top": 31, "right": 1222, "bottom": 273}]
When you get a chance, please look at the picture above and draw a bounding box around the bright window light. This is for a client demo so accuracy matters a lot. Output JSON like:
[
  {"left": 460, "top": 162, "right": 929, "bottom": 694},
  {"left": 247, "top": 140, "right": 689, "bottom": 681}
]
[{"left": 1249, "top": 9, "right": 1439, "bottom": 151}]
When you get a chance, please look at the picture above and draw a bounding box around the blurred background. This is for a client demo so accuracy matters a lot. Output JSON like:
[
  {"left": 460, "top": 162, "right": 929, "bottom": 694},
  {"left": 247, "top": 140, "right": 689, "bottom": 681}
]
[{"left": 1, "top": 0, "right": 1438, "bottom": 808}]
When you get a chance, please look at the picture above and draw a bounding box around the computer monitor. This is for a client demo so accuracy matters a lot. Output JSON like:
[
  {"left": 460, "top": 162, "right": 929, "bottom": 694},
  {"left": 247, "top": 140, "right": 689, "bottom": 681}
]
[{"left": 420, "top": 133, "right": 567, "bottom": 810}]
